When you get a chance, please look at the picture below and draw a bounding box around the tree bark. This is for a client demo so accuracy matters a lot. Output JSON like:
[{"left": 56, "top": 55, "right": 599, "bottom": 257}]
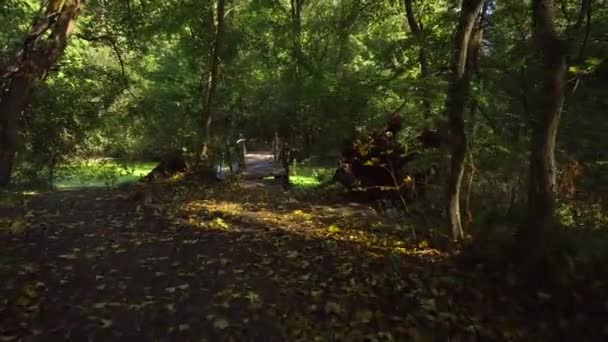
[
  {"left": 288, "top": 0, "right": 305, "bottom": 138},
  {"left": 199, "top": 0, "right": 226, "bottom": 160},
  {"left": 462, "top": 2, "right": 487, "bottom": 229},
  {"left": 403, "top": 0, "right": 431, "bottom": 118},
  {"left": 0, "top": 0, "right": 81, "bottom": 187},
  {"left": 519, "top": 0, "right": 566, "bottom": 257},
  {"left": 445, "top": 0, "right": 485, "bottom": 241}
]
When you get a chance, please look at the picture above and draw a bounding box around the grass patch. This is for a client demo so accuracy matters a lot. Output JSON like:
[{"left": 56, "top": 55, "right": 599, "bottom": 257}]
[
  {"left": 55, "top": 160, "right": 156, "bottom": 189},
  {"left": 290, "top": 165, "right": 333, "bottom": 188},
  {"left": 290, "top": 175, "right": 320, "bottom": 188}
]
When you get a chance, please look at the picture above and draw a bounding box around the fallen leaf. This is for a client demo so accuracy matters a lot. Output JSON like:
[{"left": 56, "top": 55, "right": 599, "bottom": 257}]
[
  {"left": 58, "top": 254, "right": 78, "bottom": 260},
  {"left": 247, "top": 291, "right": 260, "bottom": 304},
  {"left": 327, "top": 225, "right": 341, "bottom": 233},
  {"left": 213, "top": 317, "right": 230, "bottom": 330},
  {"left": 324, "top": 301, "right": 341, "bottom": 314},
  {"left": 355, "top": 309, "right": 374, "bottom": 323},
  {"left": 99, "top": 318, "right": 113, "bottom": 328},
  {"left": 287, "top": 251, "right": 299, "bottom": 259},
  {"left": 93, "top": 302, "right": 107, "bottom": 309},
  {"left": 9, "top": 219, "right": 26, "bottom": 234}
]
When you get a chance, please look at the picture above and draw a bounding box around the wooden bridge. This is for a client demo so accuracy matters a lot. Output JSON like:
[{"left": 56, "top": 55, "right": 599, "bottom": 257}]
[
  {"left": 213, "top": 136, "right": 290, "bottom": 181},
  {"left": 241, "top": 150, "right": 287, "bottom": 179}
]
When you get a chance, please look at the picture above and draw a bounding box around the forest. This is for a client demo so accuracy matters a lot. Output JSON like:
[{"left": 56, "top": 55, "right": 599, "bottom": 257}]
[{"left": 1, "top": 0, "right": 607, "bottom": 340}]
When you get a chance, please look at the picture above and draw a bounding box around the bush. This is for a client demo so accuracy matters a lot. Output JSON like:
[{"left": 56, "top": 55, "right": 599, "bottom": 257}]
[{"left": 312, "top": 168, "right": 334, "bottom": 182}]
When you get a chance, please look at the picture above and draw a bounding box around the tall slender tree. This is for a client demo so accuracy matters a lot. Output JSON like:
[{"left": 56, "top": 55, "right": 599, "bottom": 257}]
[
  {"left": 519, "top": 0, "right": 567, "bottom": 257},
  {"left": 200, "top": 0, "right": 226, "bottom": 160},
  {"left": 463, "top": 1, "right": 488, "bottom": 228},
  {"left": 445, "top": 0, "right": 485, "bottom": 241},
  {"left": 0, "top": 0, "right": 82, "bottom": 187},
  {"left": 288, "top": 0, "right": 305, "bottom": 139},
  {"left": 403, "top": 0, "right": 431, "bottom": 118}
]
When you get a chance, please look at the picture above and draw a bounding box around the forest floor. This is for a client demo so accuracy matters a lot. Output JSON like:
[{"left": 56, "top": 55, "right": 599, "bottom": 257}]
[{"left": 0, "top": 177, "right": 604, "bottom": 341}]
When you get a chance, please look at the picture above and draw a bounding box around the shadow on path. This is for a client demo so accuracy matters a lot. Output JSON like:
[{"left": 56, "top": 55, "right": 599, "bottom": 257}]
[{"left": 0, "top": 181, "right": 593, "bottom": 341}]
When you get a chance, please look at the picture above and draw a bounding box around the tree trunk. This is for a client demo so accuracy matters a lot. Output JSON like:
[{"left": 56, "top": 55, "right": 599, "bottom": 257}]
[
  {"left": 289, "top": 0, "right": 304, "bottom": 138},
  {"left": 0, "top": 75, "right": 33, "bottom": 186},
  {"left": 519, "top": 0, "right": 567, "bottom": 257},
  {"left": 445, "top": 0, "right": 485, "bottom": 241},
  {"left": 403, "top": 0, "right": 431, "bottom": 118},
  {"left": 0, "top": 0, "right": 81, "bottom": 187},
  {"left": 462, "top": 2, "right": 487, "bottom": 229},
  {"left": 199, "top": 0, "right": 226, "bottom": 160}
]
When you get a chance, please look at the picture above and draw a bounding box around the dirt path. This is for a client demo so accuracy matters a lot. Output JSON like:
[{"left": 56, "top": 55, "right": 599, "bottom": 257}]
[{"left": 0, "top": 180, "right": 588, "bottom": 341}]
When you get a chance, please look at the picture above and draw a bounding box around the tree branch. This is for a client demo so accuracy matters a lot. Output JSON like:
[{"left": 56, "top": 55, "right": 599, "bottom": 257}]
[
  {"left": 577, "top": 0, "right": 592, "bottom": 62},
  {"left": 74, "top": 33, "right": 135, "bottom": 97},
  {"left": 559, "top": 0, "right": 571, "bottom": 22}
]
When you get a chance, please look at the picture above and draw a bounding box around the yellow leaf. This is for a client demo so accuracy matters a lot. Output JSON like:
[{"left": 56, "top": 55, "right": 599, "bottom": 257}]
[
  {"left": 568, "top": 65, "right": 579, "bottom": 74},
  {"left": 247, "top": 291, "right": 260, "bottom": 303},
  {"left": 418, "top": 240, "right": 429, "bottom": 249},
  {"left": 394, "top": 247, "right": 408, "bottom": 254},
  {"left": 9, "top": 219, "right": 26, "bottom": 234},
  {"left": 358, "top": 145, "right": 368, "bottom": 156},
  {"left": 327, "top": 225, "right": 341, "bottom": 233},
  {"left": 213, "top": 217, "right": 229, "bottom": 229}
]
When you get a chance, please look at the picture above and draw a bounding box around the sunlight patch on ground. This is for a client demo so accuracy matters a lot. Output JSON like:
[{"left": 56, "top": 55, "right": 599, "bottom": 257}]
[
  {"left": 183, "top": 200, "right": 244, "bottom": 215},
  {"left": 174, "top": 193, "right": 442, "bottom": 259},
  {"left": 289, "top": 166, "right": 332, "bottom": 188},
  {"left": 290, "top": 175, "right": 320, "bottom": 187}
]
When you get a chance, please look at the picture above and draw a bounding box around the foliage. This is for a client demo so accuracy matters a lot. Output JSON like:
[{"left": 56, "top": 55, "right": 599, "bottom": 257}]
[{"left": 1, "top": 0, "right": 608, "bottom": 338}]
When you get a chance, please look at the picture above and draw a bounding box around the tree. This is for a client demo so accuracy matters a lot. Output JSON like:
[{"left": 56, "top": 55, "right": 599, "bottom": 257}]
[
  {"left": 518, "top": 0, "right": 567, "bottom": 256},
  {"left": 199, "top": 0, "right": 227, "bottom": 160},
  {"left": 0, "top": 0, "right": 82, "bottom": 187},
  {"left": 403, "top": 0, "right": 431, "bottom": 118},
  {"left": 444, "top": 0, "right": 485, "bottom": 241},
  {"left": 287, "top": 0, "right": 305, "bottom": 139}
]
